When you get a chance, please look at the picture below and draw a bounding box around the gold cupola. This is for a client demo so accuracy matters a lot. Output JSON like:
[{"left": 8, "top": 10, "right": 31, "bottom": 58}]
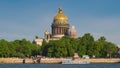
[
  {"left": 51, "top": 7, "right": 70, "bottom": 38},
  {"left": 54, "top": 7, "right": 68, "bottom": 22}
]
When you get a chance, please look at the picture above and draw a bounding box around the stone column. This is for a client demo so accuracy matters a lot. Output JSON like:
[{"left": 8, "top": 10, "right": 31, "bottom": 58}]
[
  {"left": 60, "top": 27, "right": 62, "bottom": 34},
  {"left": 55, "top": 28, "right": 57, "bottom": 35}
]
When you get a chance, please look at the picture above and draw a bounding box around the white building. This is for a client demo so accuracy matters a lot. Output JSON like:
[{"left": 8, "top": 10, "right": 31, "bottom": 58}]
[{"left": 33, "top": 36, "right": 43, "bottom": 46}]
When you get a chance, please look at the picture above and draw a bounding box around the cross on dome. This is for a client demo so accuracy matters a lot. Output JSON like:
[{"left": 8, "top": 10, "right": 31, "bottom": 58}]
[{"left": 59, "top": 7, "right": 63, "bottom": 13}]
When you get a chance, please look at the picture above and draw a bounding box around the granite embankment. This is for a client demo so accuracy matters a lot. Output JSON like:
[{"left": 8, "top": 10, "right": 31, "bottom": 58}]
[
  {"left": 0, "top": 58, "right": 120, "bottom": 64},
  {"left": 0, "top": 58, "right": 33, "bottom": 64},
  {"left": 40, "top": 58, "right": 120, "bottom": 64}
]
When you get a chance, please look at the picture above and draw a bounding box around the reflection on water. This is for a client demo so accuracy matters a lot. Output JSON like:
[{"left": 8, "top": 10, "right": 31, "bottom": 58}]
[{"left": 0, "top": 64, "right": 120, "bottom": 68}]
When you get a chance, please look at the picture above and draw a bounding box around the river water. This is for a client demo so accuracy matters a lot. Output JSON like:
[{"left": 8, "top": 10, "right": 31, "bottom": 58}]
[{"left": 0, "top": 64, "right": 120, "bottom": 68}]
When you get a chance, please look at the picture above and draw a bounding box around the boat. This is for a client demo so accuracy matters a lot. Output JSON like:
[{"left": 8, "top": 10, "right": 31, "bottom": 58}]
[
  {"left": 61, "top": 60, "right": 73, "bottom": 64},
  {"left": 61, "top": 60, "right": 89, "bottom": 64},
  {"left": 61, "top": 53, "right": 89, "bottom": 64}
]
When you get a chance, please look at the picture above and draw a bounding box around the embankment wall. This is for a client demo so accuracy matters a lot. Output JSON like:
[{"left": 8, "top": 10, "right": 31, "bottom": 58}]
[{"left": 0, "top": 58, "right": 120, "bottom": 64}]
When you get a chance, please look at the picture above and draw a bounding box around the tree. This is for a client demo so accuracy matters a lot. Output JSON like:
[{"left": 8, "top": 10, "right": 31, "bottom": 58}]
[
  {"left": 0, "top": 39, "right": 40, "bottom": 57},
  {"left": 98, "top": 36, "right": 106, "bottom": 42},
  {"left": 104, "top": 42, "right": 117, "bottom": 58},
  {"left": 78, "top": 33, "right": 94, "bottom": 57},
  {"left": 95, "top": 36, "right": 117, "bottom": 58}
]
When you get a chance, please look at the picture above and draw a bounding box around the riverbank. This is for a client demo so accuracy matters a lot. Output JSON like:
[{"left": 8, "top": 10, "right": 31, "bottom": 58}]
[
  {"left": 0, "top": 58, "right": 120, "bottom": 64},
  {"left": 0, "top": 58, "right": 33, "bottom": 64},
  {"left": 40, "top": 58, "right": 120, "bottom": 64}
]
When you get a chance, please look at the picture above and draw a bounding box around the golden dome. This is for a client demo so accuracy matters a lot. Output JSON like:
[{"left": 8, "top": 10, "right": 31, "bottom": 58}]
[{"left": 54, "top": 7, "right": 68, "bottom": 21}]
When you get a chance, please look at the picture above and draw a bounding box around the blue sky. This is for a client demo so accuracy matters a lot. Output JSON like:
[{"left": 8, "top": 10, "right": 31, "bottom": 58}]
[{"left": 0, "top": 0, "right": 120, "bottom": 45}]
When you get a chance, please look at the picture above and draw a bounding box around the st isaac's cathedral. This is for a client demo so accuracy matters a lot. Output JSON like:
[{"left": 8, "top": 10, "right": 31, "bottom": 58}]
[{"left": 33, "top": 7, "right": 77, "bottom": 46}]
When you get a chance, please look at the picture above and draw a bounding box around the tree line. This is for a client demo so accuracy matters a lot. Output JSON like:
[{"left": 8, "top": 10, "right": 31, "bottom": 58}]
[
  {"left": 41, "top": 33, "right": 117, "bottom": 58},
  {"left": 0, "top": 39, "right": 40, "bottom": 57},
  {"left": 0, "top": 33, "right": 118, "bottom": 58}
]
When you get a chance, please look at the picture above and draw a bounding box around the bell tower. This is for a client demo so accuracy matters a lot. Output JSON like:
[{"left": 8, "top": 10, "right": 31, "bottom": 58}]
[
  {"left": 70, "top": 26, "right": 77, "bottom": 38},
  {"left": 44, "top": 29, "right": 50, "bottom": 41}
]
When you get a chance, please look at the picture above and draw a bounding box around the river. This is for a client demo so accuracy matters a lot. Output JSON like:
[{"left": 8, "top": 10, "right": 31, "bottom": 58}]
[{"left": 0, "top": 63, "right": 120, "bottom": 68}]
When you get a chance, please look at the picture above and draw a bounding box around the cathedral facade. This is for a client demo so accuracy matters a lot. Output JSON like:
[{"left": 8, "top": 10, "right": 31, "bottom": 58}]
[{"left": 33, "top": 7, "right": 77, "bottom": 46}]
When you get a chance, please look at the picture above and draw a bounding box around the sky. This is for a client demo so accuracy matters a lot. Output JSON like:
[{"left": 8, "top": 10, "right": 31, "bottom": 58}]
[{"left": 0, "top": 0, "right": 120, "bottom": 45}]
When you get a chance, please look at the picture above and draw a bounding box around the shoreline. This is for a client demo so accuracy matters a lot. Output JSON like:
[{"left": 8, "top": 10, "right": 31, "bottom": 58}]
[{"left": 0, "top": 58, "right": 120, "bottom": 64}]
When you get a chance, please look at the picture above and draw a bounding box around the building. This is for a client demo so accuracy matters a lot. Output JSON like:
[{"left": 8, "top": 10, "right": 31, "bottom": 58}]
[
  {"left": 33, "top": 36, "right": 43, "bottom": 46},
  {"left": 51, "top": 7, "right": 70, "bottom": 39},
  {"left": 70, "top": 26, "right": 77, "bottom": 38},
  {"left": 33, "top": 7, "right": 77, "bottom": 45},
  {"left": 117, "top": 45, "right": 120, "bottom": 58}
]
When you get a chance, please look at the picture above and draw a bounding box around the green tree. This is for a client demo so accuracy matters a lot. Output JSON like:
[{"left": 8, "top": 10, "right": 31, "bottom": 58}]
[{"left": 78, "top": 33, "right": 94, "bottom": 57}]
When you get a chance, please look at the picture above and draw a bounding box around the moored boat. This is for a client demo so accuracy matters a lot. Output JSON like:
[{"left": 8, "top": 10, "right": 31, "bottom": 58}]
[{"left": 61, "top": 60, "right": 89, "bottom": 64}]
